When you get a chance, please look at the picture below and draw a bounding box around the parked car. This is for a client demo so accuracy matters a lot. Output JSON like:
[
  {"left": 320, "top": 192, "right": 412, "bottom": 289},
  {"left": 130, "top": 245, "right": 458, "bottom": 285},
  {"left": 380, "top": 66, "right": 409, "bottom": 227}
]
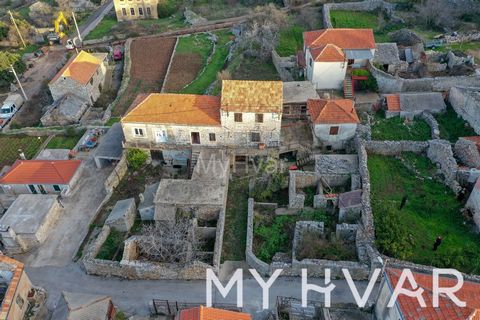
[{"left": 0, "top": 94, "right": 24, "bottom": 127}]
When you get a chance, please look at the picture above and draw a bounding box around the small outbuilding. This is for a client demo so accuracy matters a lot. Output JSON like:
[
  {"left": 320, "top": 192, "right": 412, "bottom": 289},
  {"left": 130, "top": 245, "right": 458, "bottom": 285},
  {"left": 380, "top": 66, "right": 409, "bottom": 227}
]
[
  {"left": 93, "top": 123, "right": 125, "bottom": 169},
  {"left": 105, "top": 198, "right": 136, "bottom": 232},
  {"left": 373, "top": 43, "right": 401, "bottom": 73},
  {"left": 399, "top": 92, "right": 446, "bottom": 118},
  {"left": 0, "top": 195, "right": 61, "bottom": 253},
  {"left": 51, "top": 292, "right": 117, "bottom": 320},
  {"left": 282, "top": 81, "right": 319, "bottom": 119},
  {"left": 40, "top": 94, "right": 89, "bottom": 126}
]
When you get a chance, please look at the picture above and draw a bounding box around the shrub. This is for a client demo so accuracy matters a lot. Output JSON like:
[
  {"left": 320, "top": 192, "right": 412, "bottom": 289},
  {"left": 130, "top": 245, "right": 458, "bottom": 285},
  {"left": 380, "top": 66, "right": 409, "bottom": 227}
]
[
  {"left": 126, "top": 148, "right": 148, "bottom": 170},
  {"left": 157, "top": 0, "right": 177, "bottom": 18},
  {"left": 0, "top": 51, "right": 26, "bottom": 89}
]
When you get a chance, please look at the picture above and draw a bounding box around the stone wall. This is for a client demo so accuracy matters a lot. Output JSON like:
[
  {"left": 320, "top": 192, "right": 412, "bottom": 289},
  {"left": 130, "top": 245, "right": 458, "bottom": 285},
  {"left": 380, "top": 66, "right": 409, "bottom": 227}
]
[
  {"left": 271, "top": 49, "right": 295, "bottom": 81},
  {"left": 288, "top": 170, "right": 321, "bottom": 209},
  {"left": 418, "top": 112, "right": 440, "bottom": 139},
  {"left": 245, "top": 198, "right": 270, "bottom": 275},
  {"left": 427, "top": 140, "right": 461, "bottom": 195},
  {"left": 454, "top": 138, "right": 480, "bottom": 168},
  {"left": 369, "top": 63, "right": 480, "bottom": 93},
  {"left": 364, "top": 141, "right": 429, "bottom": 155},
  {"left": 449, "top": 86, "right": 480, "bottom": 134},
  {"left": 322, "top": 0, "right": 397, "bottom": 29},
  {"left": 104, "top": 152, "right": 128, "bottom": 194}
]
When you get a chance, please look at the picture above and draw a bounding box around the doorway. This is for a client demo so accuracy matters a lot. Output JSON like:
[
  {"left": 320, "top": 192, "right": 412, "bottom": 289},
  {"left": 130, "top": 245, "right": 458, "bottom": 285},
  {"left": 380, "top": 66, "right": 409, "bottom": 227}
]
[{"left": 191, "top": 132, "right": 200, "bottom": 145}]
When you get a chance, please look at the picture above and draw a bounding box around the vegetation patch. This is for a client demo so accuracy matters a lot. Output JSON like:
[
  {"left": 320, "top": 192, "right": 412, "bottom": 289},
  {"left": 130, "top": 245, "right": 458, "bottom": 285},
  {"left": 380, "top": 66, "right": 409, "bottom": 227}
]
[
  {"left": 0, "top": 135, "right": 46, "bottom": 168},
  {"left": 253, "top": 208, "right": 331, "bottom": 263},
  {"left": 369, "top": 153, "right": 480, "bottom": 274},
  {"left": 46, "top": 129, "right": 85, "bottom": 149},
  {"left": 297, "top": 232, "right": 357, "bottom": 261},
  {"left": 276, "top": 25, "right": 304, "bottom": 57},
  {"left": 227, "top": 54, "right": 280, "bottom": 81},
  {"left": 84, "top": 16, "right": 117, "bottom": 41},
  {"left": 435, "top": 104, "right": 476, "bottom": 142},
  {"left": 371, "top": 112, "right": 431, "bottom": 141},
  {"left": 222, "top": 178, "right": 249, "bottom": 261},
  {"left": 96, "top": 229, "right": 126, "bottom": 261}
]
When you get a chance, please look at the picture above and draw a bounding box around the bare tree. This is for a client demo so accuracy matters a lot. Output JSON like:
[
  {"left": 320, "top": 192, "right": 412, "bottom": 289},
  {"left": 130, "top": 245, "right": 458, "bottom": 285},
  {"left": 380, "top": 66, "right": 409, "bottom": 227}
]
[
  {"left": 416, "top": 0, "right": 480, "bottom": 30},
  {"left": 137, "top": 220, "right": 204, "bottom": 263},
  {"left": 29, "top": 2, "right": 54, "bottom": 27},
  {"left": 237, "top": 4, "right": 288, "bottom": 60}
]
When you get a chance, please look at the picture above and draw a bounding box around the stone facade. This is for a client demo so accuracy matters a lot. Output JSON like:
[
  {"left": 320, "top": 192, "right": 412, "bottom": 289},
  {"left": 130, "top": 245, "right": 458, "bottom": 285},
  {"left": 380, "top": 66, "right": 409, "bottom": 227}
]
[
  {"left": 364, "top": 140, "right": 429, "bottom": 155},
  {"left": 0, "top": 256, "right": 33, "bottom": 320},
  {"left": 427, "top": 140, "right": 461, "bottom": 195},
  {"left": 105, "top": 198, "right": 136, "bottom": 232},
  {"left": 454, "top": 138, "right": 480, "bottom": 168},
  {"left": 114, "top": 0, "right": 159, "bottom": 21},
  {"left": 449, "top": 86, "right": 480, "bottom": 134}
]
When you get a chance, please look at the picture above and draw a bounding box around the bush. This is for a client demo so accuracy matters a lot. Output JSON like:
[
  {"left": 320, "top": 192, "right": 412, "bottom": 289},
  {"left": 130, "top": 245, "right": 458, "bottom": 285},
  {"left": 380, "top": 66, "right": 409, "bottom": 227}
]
[
  {"left": 0, "top": 51, "right": 26, "bottom": 88},
  {"left": 157, "top": 0, "right": 177, "bottom": 18},
  {"left": 352, "top": 69, "right": 378, "bottom": 92},
  {"left": 126, "top": 148, "right": 148, "bottom": 170}
]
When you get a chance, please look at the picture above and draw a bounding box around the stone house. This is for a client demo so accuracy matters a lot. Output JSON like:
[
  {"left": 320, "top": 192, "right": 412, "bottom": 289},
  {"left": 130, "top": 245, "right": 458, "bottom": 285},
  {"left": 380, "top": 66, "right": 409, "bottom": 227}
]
[
  {"left": 0, "top": 256, "right": 33, "bottom": 320},
  {"left": 114, "top": 0, "right": 158, "bottom": 21},
  {"left": 121, "top": 80, "right": 283, "bottom": 165},
  {"left": 303, "top": 29, "right": 376, "bottom": 89},
  {"left": 375, "top": 268, "right": 480, "bottom": 320},
  {"left": 48, "top": 50, "right": 107, "bottom": 105},
  {"left": 0, "top": 160, "right": 82, "bottom": 196},
  {"left": 454, "top": 136, "right": 480, "bottom": 168},
  {"left": 0, "top": 195, "right": 61, "bottom": 253},
  {"left": 282, "top": 81, "right": 319, "bottom": 119},
  {"left": 385, "top": 92, "right": 446, "bottom": 119},
  {"left": 307, "top": 98, "right": 360, "bottom": 150},
  {"left": 51, "top": 292, "right": 117, "bottom": 320}
]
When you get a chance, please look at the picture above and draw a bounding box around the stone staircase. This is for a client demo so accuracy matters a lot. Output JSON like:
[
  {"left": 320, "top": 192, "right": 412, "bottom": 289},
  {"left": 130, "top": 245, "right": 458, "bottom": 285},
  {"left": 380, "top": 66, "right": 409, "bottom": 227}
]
[
  {"left": 344, "top": 76, "right": 353, "bottom": 99},
  {"left": 188, "top": 150, "right": 200, "bottom": 178}
]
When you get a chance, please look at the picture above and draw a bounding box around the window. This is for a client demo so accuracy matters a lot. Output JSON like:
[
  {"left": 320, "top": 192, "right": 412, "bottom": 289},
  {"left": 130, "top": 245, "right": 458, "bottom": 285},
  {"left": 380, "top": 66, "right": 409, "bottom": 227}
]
[
  {"left": 146, "top": 7, "right": 151, "bottom": 15},
  {"left": 16, "top": 295, "right": 24, "bottom": 309},
  {"left": 53, "top": 185, "right": 61, "bottom": 192},
  {"left": 309, "top": 58, "right": 312, "bottom": 67},
  {"left": 130, "top": 7, "right": 135, "bottom": 15},
  {"left": 89, "top": 77, "right": 93, "bottom": 85},
  {"left": 251, "top": 132, "right": 260, "bottom": 142},
  {"left": 209, "top": 133, "right": 216, "bottom": 142},
  {"left": 329, "top": 126, "right": 339, "bottom": 135},
  {"left": 122, "top": 8, "right": 127, "bottom": 15},
  {"left": 28, "top": 185, "right": 37, "bottom": 194},
  {"left": 234, "top": 113, "right": 242, "bottom": 122},
  {"left": 138, "top": 7, "right": 143, "bottom": 15},
  {"left": 255, "top": 114, "right": 264, "bottom": 123},
  {"left": 134, "top": 128, "right": 144, "bottom": 137}
]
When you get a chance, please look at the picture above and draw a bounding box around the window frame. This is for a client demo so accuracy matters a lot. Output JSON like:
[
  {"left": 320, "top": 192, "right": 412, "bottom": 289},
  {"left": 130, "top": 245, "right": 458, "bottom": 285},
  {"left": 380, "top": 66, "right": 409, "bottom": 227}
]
[
  {"left": 133, "top": 128, "right": 144, "bottom": 137},
  {"left": 234, "top": 113, "right": 243, "bottom": 122},
  {"left": 255, "top": 113, "right": 264, "bottom": 123},
  {"left": 251, "top": 132, "right": 261, "bottom": 143},
  {"left": 209, "top": 133, "right": 216, "bottom": 142},
  {"left": 130, "top": 7, "right": 135, "bottom": 15},
  {"left": 329, "top": 126, "right": 339, "bottom": 135}
]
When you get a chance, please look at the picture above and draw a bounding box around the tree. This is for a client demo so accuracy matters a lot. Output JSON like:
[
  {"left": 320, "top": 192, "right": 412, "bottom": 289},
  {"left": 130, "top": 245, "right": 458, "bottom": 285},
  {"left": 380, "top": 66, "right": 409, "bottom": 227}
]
[
  {"left": 0, "top": 51, "right": 26, "bottom": 89},
  {"left": 29, "top": 2, "right": 54, "bottom": 27},
  {"left": 126, "top": 148, "right": 148, "bottom": 170},
  {"left": 7, "top": 15, "right": 34, "bottom": 47},
  {"left": 237, "top": 4, "right": 287, "bottom": 60},
  {"left": 415, "top": 0, "right": 480, "bottom": 30},
  {"left": 137, "top": 220, "right": 204, "bottom": 263}
]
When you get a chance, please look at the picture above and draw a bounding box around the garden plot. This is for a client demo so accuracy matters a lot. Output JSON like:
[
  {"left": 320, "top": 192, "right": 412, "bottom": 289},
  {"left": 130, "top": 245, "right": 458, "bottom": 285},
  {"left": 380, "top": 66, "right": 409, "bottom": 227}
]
[
  {"left": 0, "top": 135, "right": 47, "bottom": 168},
  {"left": 435, "top": 104, "right": 477, "bottom": 143},
  {"left": 370, "top": 111, "right": 431, "bottom": 141},
  {"left": 369, "top": 153, "right": 480, "bottom": 275},
  {"left": 113, "top": 37, "right": 177, "bottom": 116}
]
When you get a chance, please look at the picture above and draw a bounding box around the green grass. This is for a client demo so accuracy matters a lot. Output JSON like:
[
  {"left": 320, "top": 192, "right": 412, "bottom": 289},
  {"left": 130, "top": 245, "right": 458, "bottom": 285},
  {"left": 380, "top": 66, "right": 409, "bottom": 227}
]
[
  {"left": 46, "top": 131, "right": 84, "bottom": 149},
  {"left": 0, "top": 135, "right": 46, "bottom": 168},
  {"left": 276, "top": 25, "right": 304, "bottom": 57},
  {"left": 176, "top": 33, "right": 212, "bottom": 60},
  {"left": 85, "top": 16, "right": 117, "bottom": 40},
  {"left": 254, "top": 209, "right": 331, "bottom": 263},
  {"left": 435, "top": 104, "right": 476, "bottom": 142},
  {"left": 434, "top": 41, "right": 480, "bottom": 53},
  {"left": 330, "top": 10, "right": 403, "bottom": 43},
  {"left": 222, "top": 178, "right": 249, "bottom": 261},
  {"left": 105, "top": 117, "right": 120, "bottom": 126},
  {"left": 95, "top": 229, "right": 126, "bottom": 261},
  {"left": 228, "top": 55, "right": 280, "bottom": 81},
  {"left": 369, "top": 153, "right": 480, "bottom": 274},
  {"left": 180, "top": 30, "right": 232, "bottom": 94},
  {"left": 371, "top": 112, "right": 431, "bottom": 141}
]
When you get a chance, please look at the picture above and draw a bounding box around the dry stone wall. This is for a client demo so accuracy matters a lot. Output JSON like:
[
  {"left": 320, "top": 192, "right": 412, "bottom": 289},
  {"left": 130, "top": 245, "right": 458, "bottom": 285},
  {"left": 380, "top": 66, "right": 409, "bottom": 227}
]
[{"left": 427, "top": 140, "right": 462, "bottom": 195}]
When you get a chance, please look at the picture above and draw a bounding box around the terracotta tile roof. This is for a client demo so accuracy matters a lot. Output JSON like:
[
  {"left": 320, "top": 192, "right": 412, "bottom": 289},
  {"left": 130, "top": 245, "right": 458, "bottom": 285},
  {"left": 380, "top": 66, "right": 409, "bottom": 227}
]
[
  {"left": 49, "top": 50, "right": 104, "bottom": 85},
  {"left": 0, "top": 160, "right": 81, "bottom": 185},
  {"left": 386, "top": 94, "right": 401, "bottom": 112},
  {"left": 308, "top": 99, "right": 360, "bottom": 124},
  {"left": 178, "top": 306, "right": 252, "bottom": 320},
  {"left": 386, "top": 268, "right": 480, "bottom": 320},
  {"left": 221, "top": 80, "right": 283, "bottom": 114},
  {"left": 122, "top": 93, "right": 221, "bottom": 126},
  {"left": 310, "top": 44, "right": 345, "bottom": 62},
  {"left": 0, "top": 255, "right": 25, "bottom": 320},
  {"left": 304, "top": 28, "right": 376, "bottom": 50}
]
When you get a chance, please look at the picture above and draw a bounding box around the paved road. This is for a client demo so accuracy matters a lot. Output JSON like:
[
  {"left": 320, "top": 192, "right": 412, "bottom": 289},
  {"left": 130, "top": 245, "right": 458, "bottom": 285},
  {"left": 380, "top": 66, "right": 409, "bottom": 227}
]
[
  {"left": 26, "top": 263, "right": 379, "bottom": 317},
  {"left": 78, "top": 0, "right": 114, "bottom": 40}
]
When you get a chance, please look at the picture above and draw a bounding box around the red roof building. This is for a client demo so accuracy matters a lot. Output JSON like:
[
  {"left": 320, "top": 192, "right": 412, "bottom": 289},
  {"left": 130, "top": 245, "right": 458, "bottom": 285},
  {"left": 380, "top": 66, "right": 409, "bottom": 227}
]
[
  {"left": 177, "top": 306, "right": 252, "bottom": 320},
  {"left": 307, "top": 99, "right": 360, "bottom": 124},
  {"left": 376, "top": 268, "right": 480, "bottom": 320}
]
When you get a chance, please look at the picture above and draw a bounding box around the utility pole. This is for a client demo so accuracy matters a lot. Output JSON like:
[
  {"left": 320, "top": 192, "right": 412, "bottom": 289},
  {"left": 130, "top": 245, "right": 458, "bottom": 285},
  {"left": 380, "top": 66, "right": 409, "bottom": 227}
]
[
  {"left": 10, "top": 65, "right": 28, "bottom": 101},
  {"left": 71, "top": 11, "right": 83, "bottom": 43},
  {"left": 8, "top": 10, "right": 26, "bottom": 48}
]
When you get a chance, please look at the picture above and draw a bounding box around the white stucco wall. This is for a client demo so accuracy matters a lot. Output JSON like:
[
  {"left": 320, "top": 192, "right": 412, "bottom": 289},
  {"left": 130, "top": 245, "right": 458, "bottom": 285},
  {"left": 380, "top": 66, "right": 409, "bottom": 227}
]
[
  {"left": 305, "top": 48, "right": 347, "bottom": 90},
  {"left": 312, "top": 123, "right": 357, "bottom": 149},
  {"left": 375, "top": 277, "right": 403, "bottom": 320}
]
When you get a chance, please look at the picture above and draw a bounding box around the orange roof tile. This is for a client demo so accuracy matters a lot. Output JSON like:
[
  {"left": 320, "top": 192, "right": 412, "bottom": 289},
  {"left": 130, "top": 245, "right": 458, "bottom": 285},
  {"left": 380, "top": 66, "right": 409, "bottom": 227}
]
[
  {"left": 386, "top": 94, "right": 401, "bottom": 112},
  {"left": 221, "top": 80, "right": 283, "bottom": 114},
  {"left": 308, "top": 99, "right": 359, "bottom": 124},
  {"left": 178, "top": 306, "right": 252, "bottom": 320},
  {"left": 122, "top": 94, "right": 221, "bottom": 126},
  {"left": 0, "top": 160, "right": 81, "bottom": 185},
  {"left": 49, "top": 50, "right": 104, "bottom": 86},
  {"left": 304, "top": 29, "right": 376, "bottom": 50},
  {"left": 310, "top": 44, "right": 345, "bottom": 62},
  {"left": 0, "top": 255, "right": 25, "bottom": 319},
  {"left": 386, "top": 268, "right": 480, "bottom": 320}
]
